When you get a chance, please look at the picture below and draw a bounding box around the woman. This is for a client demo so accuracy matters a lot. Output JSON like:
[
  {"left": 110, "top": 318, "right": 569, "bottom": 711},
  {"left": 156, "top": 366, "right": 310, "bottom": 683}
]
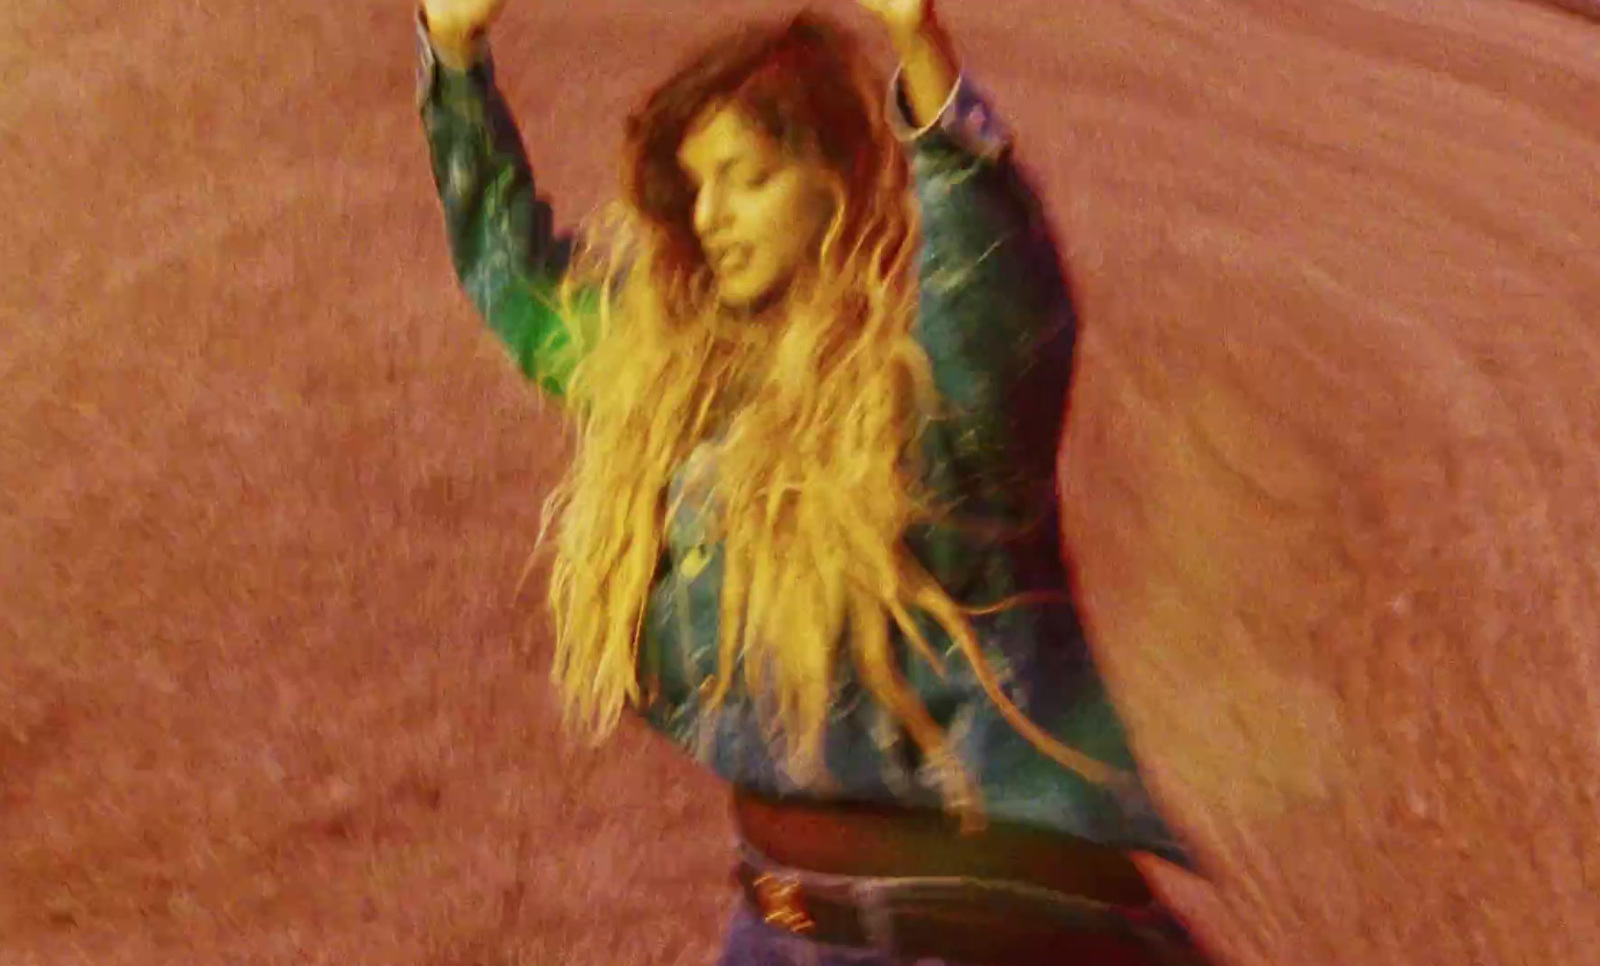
[{"left": 415, "top": 0, "right": 1209, "bottom": 963}]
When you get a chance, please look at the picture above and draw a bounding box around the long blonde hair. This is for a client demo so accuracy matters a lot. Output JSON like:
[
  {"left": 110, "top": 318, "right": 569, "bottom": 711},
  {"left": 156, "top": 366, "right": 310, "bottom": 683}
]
[{"left": 539, "top": 10, "right": 1118, "bottom": 824}]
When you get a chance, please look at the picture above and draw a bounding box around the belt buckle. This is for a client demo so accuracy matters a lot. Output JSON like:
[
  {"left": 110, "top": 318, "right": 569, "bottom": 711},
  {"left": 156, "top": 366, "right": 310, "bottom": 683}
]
[{"left": 752, "top": 871, "right": 816, "bottom": 935}]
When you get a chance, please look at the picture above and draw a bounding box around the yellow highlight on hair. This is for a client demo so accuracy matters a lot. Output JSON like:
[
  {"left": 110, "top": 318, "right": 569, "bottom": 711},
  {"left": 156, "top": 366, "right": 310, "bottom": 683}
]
[{"left": 533, "top": 70, "right": 1124, "bottom": 833}]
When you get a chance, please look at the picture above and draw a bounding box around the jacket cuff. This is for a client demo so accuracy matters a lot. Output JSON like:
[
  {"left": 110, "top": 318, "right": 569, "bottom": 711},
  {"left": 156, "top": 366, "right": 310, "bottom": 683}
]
[
  {"left": 886, "top": 69, "right": 1011, "bottom": 161},
  {"left": 415, "top": 6, "right": 492, "bottom": 108}
]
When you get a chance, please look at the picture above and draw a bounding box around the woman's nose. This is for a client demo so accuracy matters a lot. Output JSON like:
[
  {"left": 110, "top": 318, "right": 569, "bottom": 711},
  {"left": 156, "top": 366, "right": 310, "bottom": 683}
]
[{"left": 693, "top": 182, "right": 728, "bottom": 239}]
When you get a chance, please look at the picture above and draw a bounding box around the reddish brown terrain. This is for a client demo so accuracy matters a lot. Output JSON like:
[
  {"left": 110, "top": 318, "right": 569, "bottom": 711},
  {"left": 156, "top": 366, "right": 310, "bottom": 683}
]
[{"left": 3, "top": 1, "right": 1598, "bottom": 964}]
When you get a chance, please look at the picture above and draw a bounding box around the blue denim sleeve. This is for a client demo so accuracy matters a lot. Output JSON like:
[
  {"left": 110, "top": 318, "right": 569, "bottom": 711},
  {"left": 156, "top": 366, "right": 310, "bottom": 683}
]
[
  {"left": 892, "top": 74, "right": 1077, "bottom": 508},
  {"left": 416, "top": 13, "right": 582, "bottom": 398}
]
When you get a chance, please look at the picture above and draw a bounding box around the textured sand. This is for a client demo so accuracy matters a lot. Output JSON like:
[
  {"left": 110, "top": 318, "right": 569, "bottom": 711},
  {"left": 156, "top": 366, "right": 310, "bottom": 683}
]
[{"left": 3, "top": 1, "right": 1598, "bottom": 963}]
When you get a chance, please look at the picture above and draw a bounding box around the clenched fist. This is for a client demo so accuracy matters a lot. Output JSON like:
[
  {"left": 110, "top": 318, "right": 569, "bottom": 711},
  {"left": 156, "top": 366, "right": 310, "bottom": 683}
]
[
  {"left": 421, "top": 0, "right": 509, "bottom": 62},
  {"left": 855, "top": 0, "right": 937, "bottom": 46}
]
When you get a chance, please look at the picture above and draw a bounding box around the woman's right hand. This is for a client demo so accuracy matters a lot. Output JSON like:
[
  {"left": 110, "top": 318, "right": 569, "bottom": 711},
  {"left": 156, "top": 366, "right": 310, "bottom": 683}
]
[{"left": 422, "top": 0, "right": 509, "bottom": 60}]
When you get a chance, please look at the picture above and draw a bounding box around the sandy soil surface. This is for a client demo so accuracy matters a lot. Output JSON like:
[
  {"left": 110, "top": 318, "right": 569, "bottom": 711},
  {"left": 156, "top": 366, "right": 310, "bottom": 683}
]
[{"left": 3, "top": 1, "right": 1598, "bottom": 964}]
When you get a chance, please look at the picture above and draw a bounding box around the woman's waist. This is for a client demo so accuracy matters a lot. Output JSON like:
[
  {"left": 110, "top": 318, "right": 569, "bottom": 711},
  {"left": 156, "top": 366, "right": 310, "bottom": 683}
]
[{"left": 730, "top": 787, "right": 1155, "bottom": 906}]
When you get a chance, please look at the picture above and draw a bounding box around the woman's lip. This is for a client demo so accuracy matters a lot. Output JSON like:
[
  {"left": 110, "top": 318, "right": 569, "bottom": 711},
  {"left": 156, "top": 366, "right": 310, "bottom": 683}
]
[{"left": 714, "top": 244, "right": 752, "bottom": 272}]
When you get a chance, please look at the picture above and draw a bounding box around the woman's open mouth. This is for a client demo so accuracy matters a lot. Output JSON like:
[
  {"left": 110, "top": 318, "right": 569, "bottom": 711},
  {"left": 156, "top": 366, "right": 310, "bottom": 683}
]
[{"left": 713, "top": 244, "right": 753, "bottom": 275}]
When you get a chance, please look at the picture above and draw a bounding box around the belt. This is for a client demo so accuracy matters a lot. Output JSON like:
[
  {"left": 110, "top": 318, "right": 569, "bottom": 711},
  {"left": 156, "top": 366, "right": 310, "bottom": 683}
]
[
  {"left": 731, "top": 791, "right": 1205, "bottom": 965},
  {"left": 732, "top": 789, "right": 1154, "bottom": 905},
  {"left": 733, "top": 859, "right": 1201, "bottom": 966}
]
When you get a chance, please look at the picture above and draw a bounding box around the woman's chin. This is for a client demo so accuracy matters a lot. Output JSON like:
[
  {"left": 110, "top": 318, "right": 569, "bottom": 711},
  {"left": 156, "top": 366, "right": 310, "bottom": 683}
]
[{"left": 715, "top": 278, "right": 790, "bottom": 318}]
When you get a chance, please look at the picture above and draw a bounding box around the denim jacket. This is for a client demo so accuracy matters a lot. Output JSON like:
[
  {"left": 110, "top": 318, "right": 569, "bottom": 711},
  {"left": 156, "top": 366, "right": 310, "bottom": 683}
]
[{"left": 416, "top": 21, "right": 1188, "bottom": 865}]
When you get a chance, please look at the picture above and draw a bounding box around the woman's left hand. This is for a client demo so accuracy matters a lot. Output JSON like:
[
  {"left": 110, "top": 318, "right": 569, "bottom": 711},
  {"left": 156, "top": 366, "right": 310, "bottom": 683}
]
[{"left": 854, "top": 0, "right": 937, "bottom": 45}]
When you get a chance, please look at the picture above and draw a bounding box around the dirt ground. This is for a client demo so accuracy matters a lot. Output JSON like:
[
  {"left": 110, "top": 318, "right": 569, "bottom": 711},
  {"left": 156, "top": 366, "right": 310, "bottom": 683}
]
[{"left": 3, "top": 0, "right": 1598, "bottom": 964}]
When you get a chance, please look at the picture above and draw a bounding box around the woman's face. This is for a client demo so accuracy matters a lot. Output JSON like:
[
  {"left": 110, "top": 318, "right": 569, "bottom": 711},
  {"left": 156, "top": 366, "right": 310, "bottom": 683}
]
[{"left": 677, "top": 104, "right": 839, "bottom": 311}]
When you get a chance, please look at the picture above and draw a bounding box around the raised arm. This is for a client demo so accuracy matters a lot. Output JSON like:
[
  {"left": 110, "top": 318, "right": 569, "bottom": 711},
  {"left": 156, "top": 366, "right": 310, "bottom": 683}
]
[
  {"left": 862, "top": 1, "right": 1077, "bottom": 507},
  {"left": 416, "top": 0, "right": 580, "bottom": 397}
]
